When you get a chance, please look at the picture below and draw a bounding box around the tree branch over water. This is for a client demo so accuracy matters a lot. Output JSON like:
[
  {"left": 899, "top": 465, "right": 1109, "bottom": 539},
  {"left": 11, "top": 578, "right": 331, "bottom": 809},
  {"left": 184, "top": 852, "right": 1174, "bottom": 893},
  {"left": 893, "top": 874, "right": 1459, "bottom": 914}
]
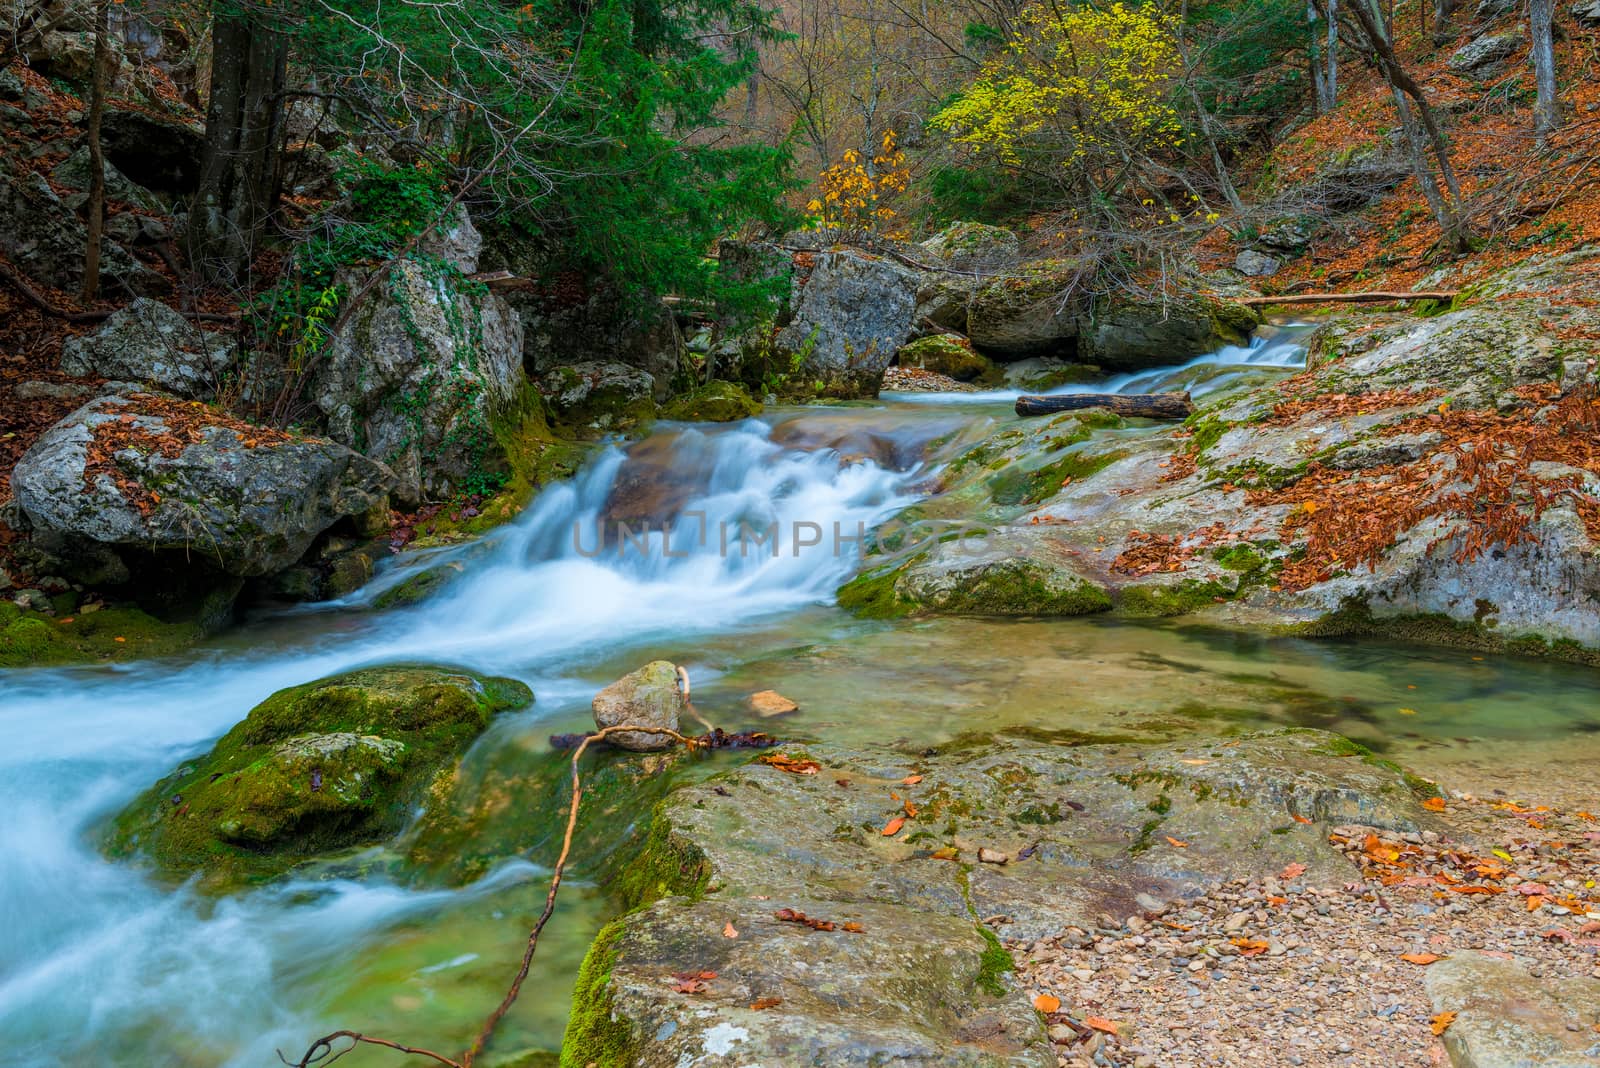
[{"left": 280, "top": 723, "right": 705, "bottom": 1068}]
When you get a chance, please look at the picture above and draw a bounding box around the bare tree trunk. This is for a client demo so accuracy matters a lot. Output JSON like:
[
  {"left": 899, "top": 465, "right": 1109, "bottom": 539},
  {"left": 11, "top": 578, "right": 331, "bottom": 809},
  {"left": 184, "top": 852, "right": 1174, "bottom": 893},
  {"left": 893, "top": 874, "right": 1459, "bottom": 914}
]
[
  {"left": 1530, "top": 0, "right": 1559, "bottom": 143},
  {"left": 79, "top": 0, "right": 109, "bottom": 302},
  {"left": 1348, "top": 0, "right": 1471, "bottom": 250},
  {"left": 1325, "top": 0, "right": 1339, "bottom": 108},
  {"left": 1431, "top": 0, "right": 1454, "bottom": 45},
  {"left": 186, "top": 14, "right": 287, "bottom": 287}
]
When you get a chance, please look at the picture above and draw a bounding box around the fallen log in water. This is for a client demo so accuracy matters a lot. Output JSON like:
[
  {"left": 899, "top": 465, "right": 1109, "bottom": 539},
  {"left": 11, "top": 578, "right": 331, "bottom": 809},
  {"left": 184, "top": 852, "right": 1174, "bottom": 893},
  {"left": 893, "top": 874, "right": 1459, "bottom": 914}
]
[{"left": 1015, "top": 391, "right": 1194, "bottom": 419}]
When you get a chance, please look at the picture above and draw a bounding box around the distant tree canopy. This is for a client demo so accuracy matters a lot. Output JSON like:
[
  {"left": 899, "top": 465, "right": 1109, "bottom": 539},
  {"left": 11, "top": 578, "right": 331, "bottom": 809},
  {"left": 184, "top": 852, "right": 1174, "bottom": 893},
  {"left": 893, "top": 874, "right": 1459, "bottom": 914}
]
[{"left": 929, "top": 2, "right": 1186, "bottom": 205}]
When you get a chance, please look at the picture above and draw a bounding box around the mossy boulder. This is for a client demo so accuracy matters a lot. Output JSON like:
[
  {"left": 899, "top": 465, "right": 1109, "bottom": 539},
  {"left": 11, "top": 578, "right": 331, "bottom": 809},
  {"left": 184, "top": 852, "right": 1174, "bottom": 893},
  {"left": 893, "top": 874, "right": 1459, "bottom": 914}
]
[
  {"left": 104, "top": 666, "right": 533, "bottom": 888},
  {"left": 966, "top": 257, "right": 1088, "bottom": 357},
  {"left": 538, "top": 361, "right": 657, "bottom": 434},
  {"left": 1080, "top": 291, "right": 1260, "bottom": 370},
  {"left": 920, "top": 221, "right": 1021, "bottom": 272},
  {"left": 660, "top": 380, "right": 761, "bottom": 422},
  {"left": 895, "top": 334, "right": 996, "bottom": 383},
  {"left": 899, "top": 557, "right": 1113, "bottom": 616},
  {"left": 0, "top": 602, "right": 202, "bottom": 668}
]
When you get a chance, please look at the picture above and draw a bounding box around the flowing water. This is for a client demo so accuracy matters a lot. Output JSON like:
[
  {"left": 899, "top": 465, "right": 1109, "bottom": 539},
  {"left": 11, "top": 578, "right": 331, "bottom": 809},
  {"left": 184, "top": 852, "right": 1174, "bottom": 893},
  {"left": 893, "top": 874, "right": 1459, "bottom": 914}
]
[{"left": 4, "top": 336, "right": 1599, "bottom": 1066}]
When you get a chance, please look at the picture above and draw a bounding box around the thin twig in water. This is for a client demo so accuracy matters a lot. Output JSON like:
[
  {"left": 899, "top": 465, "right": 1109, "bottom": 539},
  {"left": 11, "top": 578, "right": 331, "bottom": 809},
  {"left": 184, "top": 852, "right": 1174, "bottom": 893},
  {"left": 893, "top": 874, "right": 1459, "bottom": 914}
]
[{"left": 280, "top": 723, "right": 701, "bottom": 1068}]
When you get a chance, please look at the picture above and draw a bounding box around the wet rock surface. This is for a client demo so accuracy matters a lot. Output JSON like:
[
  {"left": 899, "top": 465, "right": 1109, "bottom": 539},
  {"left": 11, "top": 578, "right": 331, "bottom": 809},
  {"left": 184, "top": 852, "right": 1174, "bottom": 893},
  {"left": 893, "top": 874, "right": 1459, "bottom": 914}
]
[
  {"left": 104, "top": 667, "right": 533, "bottom": 888},
  {"left": 1426, "top": 951, "right": 1600, "bottom": 1068},
  {"left": 568, "top": 728, "right": 1432, "bottom": 1064},
  {"left": 842, "top": 253, "right": 1600, "bottom": 659},
  {"left": 592, "top": 660, "right": 683, "bottom": 750}
]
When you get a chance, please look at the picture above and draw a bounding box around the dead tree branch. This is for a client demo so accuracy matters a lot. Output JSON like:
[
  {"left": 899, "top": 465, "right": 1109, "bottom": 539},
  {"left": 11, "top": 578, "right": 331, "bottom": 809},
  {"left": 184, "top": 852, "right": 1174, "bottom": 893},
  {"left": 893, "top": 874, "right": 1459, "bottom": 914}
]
[{"left": 281, "top": 723, "right": 704, "bottom": 1068}]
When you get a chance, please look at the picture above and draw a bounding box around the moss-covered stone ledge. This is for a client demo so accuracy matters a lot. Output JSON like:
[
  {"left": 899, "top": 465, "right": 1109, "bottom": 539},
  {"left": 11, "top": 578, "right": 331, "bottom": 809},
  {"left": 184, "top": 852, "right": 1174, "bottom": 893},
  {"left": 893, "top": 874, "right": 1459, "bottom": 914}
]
[
  {"left": 0, "top": 601, "right": 206, "bottom": 668},
  {"left": 557, "top": 727, "right": 1436, "bottom": 1067},
  {"left": 103, "top": 666, "right": 533, "bottom": 890}
]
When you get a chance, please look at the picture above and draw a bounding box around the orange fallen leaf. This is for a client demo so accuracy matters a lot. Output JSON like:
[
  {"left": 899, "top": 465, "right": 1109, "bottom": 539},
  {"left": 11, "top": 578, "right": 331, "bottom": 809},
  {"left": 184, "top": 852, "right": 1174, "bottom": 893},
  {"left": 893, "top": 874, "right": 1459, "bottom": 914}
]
[
  {"left": 114, "top": 636, "right": 126, "bottom": 643},
  {"left": 1267, "top": 895, "right": 1287, "bottom": 907},
  {"left": 1430, "top": 1011, "right": 1457, "bottom": 1036},
  {"left": 841, "top": 921, "right": 865, "bottom": 933},
  {"left": 1084, "top": 1017, "right": 1118, "bottom": 1036},
  {"left": 881, "top": 817, "right": 905, "bottom": 836},
  {"left": 750, "top": 997, "right": 782, "bottom": 1010},
  {"left": 1422, "top": 797, "right": 1447, "bottom": 812},
  {"left": 1033, "top": 994, "right": 1061, "bottom": 1013},
  {"left": 1399, "top": 953, "right": 1443, "bottom": 965},
  {"left": 1231, "top": 937, "right": 1270, "bottom": 956},
  {"left": 759, "top": 753, "right": 820, "bottom": 775},
  {"left": 901, "top": 775, "right": 923, "bottom": 785},
  {"left": 723, "top": 922, "right": 739, "bottom": 938},
  {"left": 1280, "top": 862, "right": 1307, "bottom": 879},
  {"left": 1291, "top": 813, "right": 1313, "bottom": 824},
  {"left": 1527, "top": 895, "right": 1545, "bottom": 912},
  {"left": 1165, "top": 836, "right": 1189, "bottom": 848}
]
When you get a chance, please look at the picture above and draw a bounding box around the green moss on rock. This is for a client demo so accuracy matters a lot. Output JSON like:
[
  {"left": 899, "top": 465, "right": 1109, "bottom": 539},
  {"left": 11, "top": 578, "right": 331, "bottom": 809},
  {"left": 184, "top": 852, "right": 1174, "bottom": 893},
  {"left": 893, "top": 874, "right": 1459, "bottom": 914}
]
[
  {"left": 897, "top": 334, "right": 996, "bottom": 383},
  {"left": 904, "top": 560, "right": 1113, "bottom": 617},
  {"left": 559, "top": 919, "right": 633, "bottom": 1068},
  {"left": 0, "top": 605, "right": 203, "bottom": 668},
  {"left": 103, "top": 666, "right": 533, "bottom": 889},
  {"left": 660, "top": 380, "right": 762, "bottom": 422},
  {"left": 836, "top": 565, "right": 917, "bottom": 619},
  {"left": 1117, "top": 579, "right": 1234, "bottom": 618}
]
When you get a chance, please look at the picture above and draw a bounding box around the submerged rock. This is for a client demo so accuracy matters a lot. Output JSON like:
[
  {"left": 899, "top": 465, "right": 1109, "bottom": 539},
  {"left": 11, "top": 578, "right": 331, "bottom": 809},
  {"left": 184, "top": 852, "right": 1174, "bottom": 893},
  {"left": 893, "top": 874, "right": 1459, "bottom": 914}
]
[
  {"left": 12, "top": 394, "right": 394, "bottom": 577},
  {"left": 593, "top": 660, "right": 683, "bottom": 751},
  {"left": 1425, "top": 951, "right": 1600, "bottom": 1067},
  {"left": 104, "top": 667, "right": 533, "bottom": 887}
]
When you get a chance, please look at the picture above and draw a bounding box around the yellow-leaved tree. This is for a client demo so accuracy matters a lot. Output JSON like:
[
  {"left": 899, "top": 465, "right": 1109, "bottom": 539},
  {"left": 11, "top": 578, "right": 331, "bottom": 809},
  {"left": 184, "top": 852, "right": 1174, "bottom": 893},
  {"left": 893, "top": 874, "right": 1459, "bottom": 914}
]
[
  {"left": 805, "top": 130, "right": 911, "bottom": 239},
  {"left": 930, "top": 2, "right": 1186, "bottom": 209}
]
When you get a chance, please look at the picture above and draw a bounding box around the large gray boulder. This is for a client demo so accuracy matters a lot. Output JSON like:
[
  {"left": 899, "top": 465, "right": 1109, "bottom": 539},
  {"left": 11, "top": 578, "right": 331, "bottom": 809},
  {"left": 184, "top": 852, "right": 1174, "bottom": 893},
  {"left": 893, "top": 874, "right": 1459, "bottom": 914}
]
[
  {"left": 313, "top": 257, "right": 525, "bottom": 508},
  {"left": 774, "top": 248, "right": 919, "bottom": 394},
  {"left": 59, "top": 299, "right": 234, "bottom": 397},
  {"left": 965, "top": 258, "right": 1088, "bottom": 356},
  {"left": 538, "top": 360, "right": 657, "bottom": 432},
  {"left": 0, "top": 168, "right": 167, "bottom": 297},
  {"left": 1450, "top": 32, "right": 1521, "bottom": 75},
  {"left": 1080, "top": 291, "right": 1259, "bottom": 369},
  {"left": 13, "top": 393, "right": 394, "bottom": 577}
]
